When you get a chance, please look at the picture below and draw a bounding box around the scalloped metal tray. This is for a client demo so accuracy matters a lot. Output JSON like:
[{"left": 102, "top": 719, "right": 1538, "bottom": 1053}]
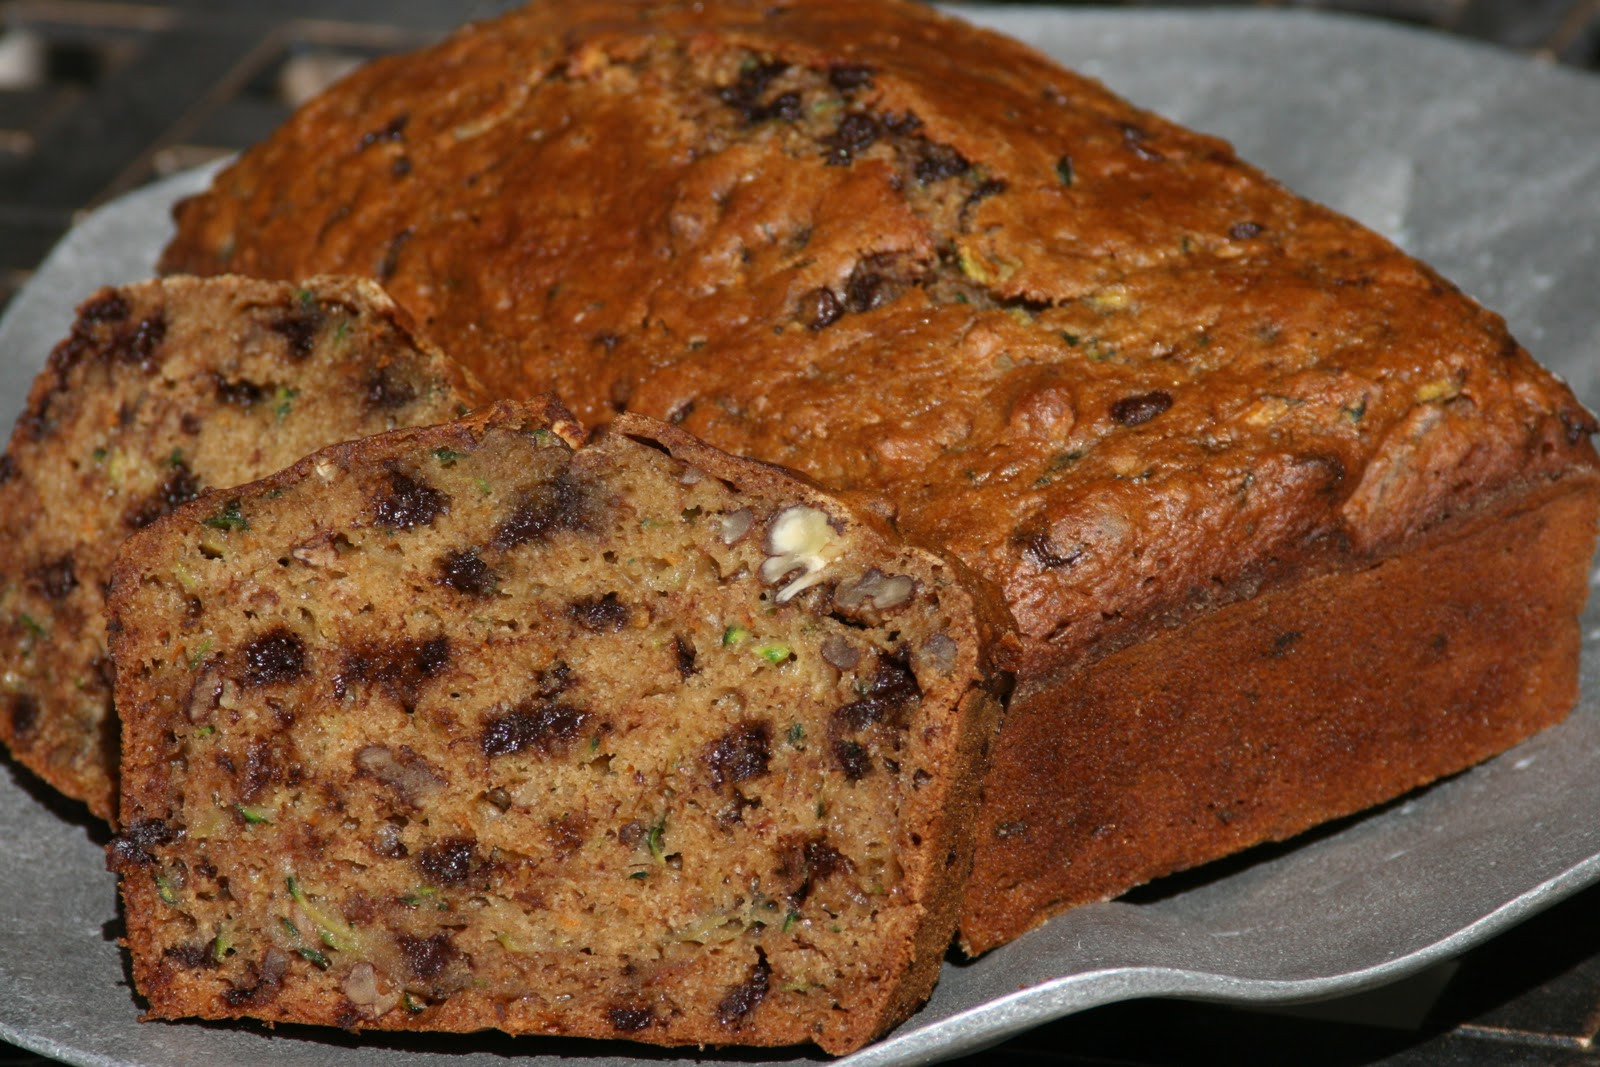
[{"left": 3, "top": 7, "right": 1599, "bottom": 1066}]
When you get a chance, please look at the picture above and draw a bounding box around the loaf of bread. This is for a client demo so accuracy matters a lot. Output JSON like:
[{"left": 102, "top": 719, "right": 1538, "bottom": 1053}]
[
  {"left": 106, "top": 400, "right": 1004, "bottom": 1053},
  {"left": 0, "top": 275, "right": 483, "bottom": 820},
  {"left": 158, "top": 0, "right": 1600, "bottom": 951}
]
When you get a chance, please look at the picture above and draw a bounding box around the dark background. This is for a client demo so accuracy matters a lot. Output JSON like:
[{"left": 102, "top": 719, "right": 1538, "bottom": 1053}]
[{"left": 1, "top": 1, "right": 1597, "bottom": 1064}]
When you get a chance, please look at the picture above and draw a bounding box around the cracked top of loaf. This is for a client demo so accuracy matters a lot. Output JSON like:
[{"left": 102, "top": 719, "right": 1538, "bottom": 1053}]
[{"left": 159, "top": 0, "right": 1600, "bottom": 661}]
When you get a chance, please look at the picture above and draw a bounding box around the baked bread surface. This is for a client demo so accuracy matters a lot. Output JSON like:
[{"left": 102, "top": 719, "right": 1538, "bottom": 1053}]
[
  {"left": 107, "top": 401, "right": 1003, "bottom": 1054},
  {"left": 159, "top": 0, "right": 1600, "bottom": 947},
  {"left": 0, "top": 275, "right": 483, "bottom": 819}
]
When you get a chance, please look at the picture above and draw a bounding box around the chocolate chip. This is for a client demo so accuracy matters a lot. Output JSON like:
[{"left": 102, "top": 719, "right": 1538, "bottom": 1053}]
[
  {"left": 797, "top": 287, "right": 843, "bottom": 331},
  {"left": 706, "top": 720, "right": 773, "bottom": 790},
  {"left": 915, "top": 142, "right": 970, "bottom": 183},
  {"left": 372, "top": 468, "right": 448, "bottom": 529},
  {"left": 107, "top": 315, "right": 167, "bottom": 369},
  {"left": 822, "top": 112, "right": 880, "bottom": 166},
  {"left": 29, "top": 554, "right": 78, "bottom": 601},
  {"left": 239, "top": 738, "right": 284, "bottom": 802},
  {"left": 673, "top": 635, "right": 698, "bottom": 678},
  {"left": 8, "top": 694, "right": 39, "bottom": 739},
  {"left": 240, "top": 628, "right": 307, "bottom": 688},
  {"left": 163, "top": 942, "right": 217, "bottom": 971},
  {"left": 415, "top": 839, "right": 478, "bottom": 888},
  {"left": 1560, "top": 408, "right": 1599, "bottom": 445},
  {"left": 80, "top": 291, "right": 130, "bottom": 325},
  {"left": 1229, "top": 221, "right": 1264, "bottom": 240},
  {"left": 716, "top": 949, "right": 771, "bottom": 1027},
  {"left": 434, "top": 549, "right": 497, "bottom": 597},
  {"left": 833, "top": 738, "right": 871, "bottom": 780},
  {"left": 717, "top": 60, "right": 789, "bottom": 121},
  {"left": 358, "top": 114, "right": 408, "bottom": 150},
  {"left": 363, "top": 363, "right": 418, "bottom": 410},
  {"left": 750, "top": 90, "right": 802, "bottom": 123},
  {"left": 391, "top": 156, "right": 413, "bottom": 178},
  {"left": 546, "top": 813, "right": 587, "bottom": 857},
  {"left": 223, "top": 948, "right": 287, "bottom": 1008},
  {"left": 827, "top": 64, "right": 875, "bottom": 91},
  {"left": 397, "top": 931, "right": 457, "bottom": 981},
  {"left": 215, "top": 375, "right": 264, "bottom": 406},
  {"left": 1111, "top": 390, "right": 1173, "bottom": 427},
  {"left": 609, "top": 1006, "right": 655, "bottom": 1032},
  {"left": 568, "top": 592, "right": 629, "bottom": 633},
  {"left": 0, "top": 454, "right": 13, "bottom": 485},
  {"left": 481, "top": 701, "right": 592, "bottom": 757}
]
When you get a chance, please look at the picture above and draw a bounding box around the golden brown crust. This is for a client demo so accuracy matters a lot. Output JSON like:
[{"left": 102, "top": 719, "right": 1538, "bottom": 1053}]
[
  {"left": 0, "top": 274, "right": 484, "bottom": 820},
  {"left": 108, "top": 400, "right": 1003, "bottom": 1054},
  {"left": 159, "top": 0, "right": 1600, "bottom": 949}
]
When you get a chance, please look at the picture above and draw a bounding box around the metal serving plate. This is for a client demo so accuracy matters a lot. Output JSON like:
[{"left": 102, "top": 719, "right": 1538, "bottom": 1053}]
[{"left": 2, "top": 8, "right": 1598, "bottom": 1066}]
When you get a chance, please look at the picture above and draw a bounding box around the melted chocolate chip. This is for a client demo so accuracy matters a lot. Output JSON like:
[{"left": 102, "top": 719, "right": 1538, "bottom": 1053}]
[
  {"left": 779, "top": 833, "right": 855, "bottom": 903},
  {"left": 270, "top": 310, "right": 322, "bottom": 361},
  {"left": 397, "top": 932, "right": 457, "bottom": 981},
  {"left": 1019, "top": 529, "right": 1082, "bottom": 570},
  {"left": 491, "top": 472, "right": 591, "bottom": 549},
  {"left": 29, "top": 554, "right": 78, "bottom": 601},
  {"left": 833, "top": 653, "right": 921, "bottom": 733},
  {"left": 373, "top": 468, "right": 448, "bottom": 529},
  {"left": 364, "top": 363, "right": 418, "bottom": 410},
  {"left": 415, "top": 839, "right": 478, "bottom": 888},
  {"left": 1110, "top": 390, "right": 1173, "bottom": 427},
  {"left": 1229, "top": 220, "right": 1265, "bottom": 240},
  {"left": 0, "top": 453, "right": 14, "bottom": 485},
  {"left": 481, "top": 701, "right": 591, "bottom": 758},
  {"left": 334, "top": 635, "right": 450, "bottom": 711},
  {"left": 716, "top": 950, "right": 771, "bottom": 1026},
  {"left": 706, "top": 720, "right": 772, "bottom": 790},
  {"left": 568, "top": 592, "right": 630, "bottom": 633},
  {"left": 122, "top": 462, "right": 201, "bottom": 530},
  {"left": 239, "top": 628, "right": 307, "bottom": 688},
  {"left": 434, "top": 549, "right": 497, "bottom": 597},
  {"left": 109, "top": 315, "right": 167, "bottom": 369},
  {"left": 107, "top": 818, "right": 177, "bottom": 868}
]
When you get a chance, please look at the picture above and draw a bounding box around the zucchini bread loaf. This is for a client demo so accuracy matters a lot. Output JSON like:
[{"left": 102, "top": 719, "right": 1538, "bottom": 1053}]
[
  {"left": 159, "top": 0, "right": 1600, "bottom": 951},
  {"left": 107, "top": 401, "right": 1005, "bottom": 1053},
  {"left": 0, "top": 275, "right": 482, "bottom": 820}
]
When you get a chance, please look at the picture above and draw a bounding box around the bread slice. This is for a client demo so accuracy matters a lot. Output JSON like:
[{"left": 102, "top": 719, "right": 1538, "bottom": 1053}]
[
  {"left": 0, "top": 275, "right": 483, "bottom": 820},
  {"left": 106, "top": 401, "right": 1006, "bottom": 1054}
]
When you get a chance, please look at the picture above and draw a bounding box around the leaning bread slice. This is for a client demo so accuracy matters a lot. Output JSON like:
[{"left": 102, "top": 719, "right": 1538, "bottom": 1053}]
[
  {"left": 0, "top": 274, "right": 484, "bottom": 820},
  {"left": 107, "top": 401, "right": 1007, "bottom": 1054}
]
